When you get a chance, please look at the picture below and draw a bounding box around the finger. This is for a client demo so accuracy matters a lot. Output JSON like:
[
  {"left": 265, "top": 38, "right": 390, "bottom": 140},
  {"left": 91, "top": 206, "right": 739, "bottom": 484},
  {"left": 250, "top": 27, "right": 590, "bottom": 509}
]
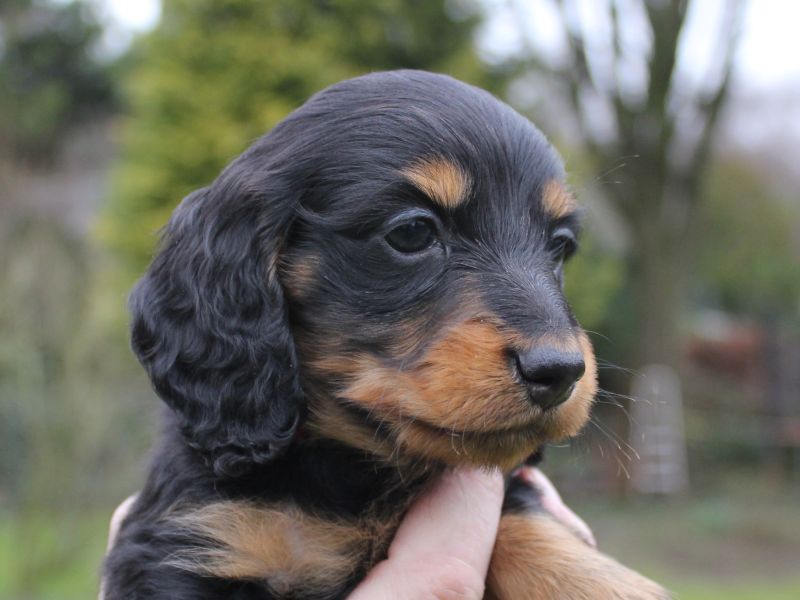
[
  {"left": 100, "top": 494, "right": 138, "bottom": 600},
  {"left": 516, "top": 466, "right": 596, "bottom": 548},
  {"left": 349, "top": 467, "right": 504, "bottom": 600},
  {"left": 107, "top": 494, "right": 138, "bottom": 551}
]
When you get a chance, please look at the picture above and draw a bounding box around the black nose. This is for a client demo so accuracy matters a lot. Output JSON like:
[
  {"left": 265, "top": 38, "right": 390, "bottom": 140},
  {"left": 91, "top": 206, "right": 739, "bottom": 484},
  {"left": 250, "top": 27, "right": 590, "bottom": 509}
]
[{"left": 514, "top": 346, "right": 585, "bottom": 410}]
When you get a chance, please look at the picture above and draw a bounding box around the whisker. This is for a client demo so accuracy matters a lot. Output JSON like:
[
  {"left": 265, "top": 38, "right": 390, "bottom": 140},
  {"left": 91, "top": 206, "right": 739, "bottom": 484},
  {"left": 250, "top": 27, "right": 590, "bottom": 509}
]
[
  {"left": 594, "top": 360, "right": 639, "bottom": 377},
  {"left": 589, "top": 415, "right": 640, "bottom": 462},
  {"left": 598, "top": 387, "right": 654, "bottom": 407},
  {"left": 591, "top": 154, "right": 640, "bottom": 186},
  {"left": 581, "top": 329, "right": 613, "bottom": 344}
]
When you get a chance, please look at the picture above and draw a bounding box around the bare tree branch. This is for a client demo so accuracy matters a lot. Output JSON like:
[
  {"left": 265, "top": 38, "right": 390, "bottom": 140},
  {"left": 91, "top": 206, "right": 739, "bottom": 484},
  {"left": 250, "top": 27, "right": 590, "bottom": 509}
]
[
  {"left": 640, "top": 0, "right": 687, "bottom": 186},
  {"left": 505, "top": 0, "right": 606, "bottom": 159},
  {"left": 608, "top": 0, "right": 629, "bottom": 131},
  {"left": 681, "top": 0, "right": 747, "bottom": 202},
  {"left": 556, "top": 0, "right": 604, "bottom": 143}
]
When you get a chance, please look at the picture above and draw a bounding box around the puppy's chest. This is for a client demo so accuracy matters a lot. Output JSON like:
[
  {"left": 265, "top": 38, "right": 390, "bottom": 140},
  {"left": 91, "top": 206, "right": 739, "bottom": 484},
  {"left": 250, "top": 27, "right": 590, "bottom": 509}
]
[{"left": 168, "top": 500, "right": 406, "bottom": 598}]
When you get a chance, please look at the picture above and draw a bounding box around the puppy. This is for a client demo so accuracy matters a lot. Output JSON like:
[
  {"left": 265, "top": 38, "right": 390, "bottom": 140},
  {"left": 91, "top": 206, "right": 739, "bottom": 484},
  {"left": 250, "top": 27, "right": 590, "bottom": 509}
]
[{"left": 103, "top": 70, "right": 668, "bottom": 599}]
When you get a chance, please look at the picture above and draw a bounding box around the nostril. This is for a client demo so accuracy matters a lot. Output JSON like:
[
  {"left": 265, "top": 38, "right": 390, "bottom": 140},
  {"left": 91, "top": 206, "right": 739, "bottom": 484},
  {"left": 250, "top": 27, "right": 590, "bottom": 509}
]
[
  {"left": 514, "top": 346, "right": 585, "bottom": 410},
  {"left": 531, "top": 374, "right": 558, "bottom": 388}
]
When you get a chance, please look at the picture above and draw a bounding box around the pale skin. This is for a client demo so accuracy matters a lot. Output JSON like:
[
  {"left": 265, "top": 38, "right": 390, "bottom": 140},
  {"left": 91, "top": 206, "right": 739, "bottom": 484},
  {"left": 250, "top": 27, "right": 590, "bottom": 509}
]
[{"left": 104, "top": 468, "right": 594, "bottom": 600}]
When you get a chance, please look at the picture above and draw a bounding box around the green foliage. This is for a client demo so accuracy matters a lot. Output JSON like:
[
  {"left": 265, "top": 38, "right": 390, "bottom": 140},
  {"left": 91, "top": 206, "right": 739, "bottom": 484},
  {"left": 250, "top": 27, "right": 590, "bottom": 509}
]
[
  {"left": 0, "top": 217, "right": 84, "bottom": 499},
  {"left": 0, "top": 0, "right": 115, "bottom": 162},
  {"left": 100, "top": 0, "right": 499, "bottom": 278},
  {"left": 0, "top": 215, "right": 154, "bottom": 510},
  {"left": 694, "top": 160, "right": 800, "bottom": 319}
]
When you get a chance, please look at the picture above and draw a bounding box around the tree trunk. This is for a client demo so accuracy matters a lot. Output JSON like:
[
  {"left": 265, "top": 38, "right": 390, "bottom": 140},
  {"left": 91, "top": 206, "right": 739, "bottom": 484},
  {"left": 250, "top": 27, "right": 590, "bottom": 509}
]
[{"left": 631, "top": 233, "right": 687, "bottom": 370}]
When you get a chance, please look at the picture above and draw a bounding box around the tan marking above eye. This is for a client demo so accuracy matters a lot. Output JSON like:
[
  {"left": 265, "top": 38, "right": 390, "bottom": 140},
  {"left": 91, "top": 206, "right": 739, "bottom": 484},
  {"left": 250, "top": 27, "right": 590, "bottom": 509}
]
[
  {"left": 402, "top": 157, "right": 472, "bottom": 208},
  {"left": 542, "top": 180, "right": 577, "bottom": 219}
]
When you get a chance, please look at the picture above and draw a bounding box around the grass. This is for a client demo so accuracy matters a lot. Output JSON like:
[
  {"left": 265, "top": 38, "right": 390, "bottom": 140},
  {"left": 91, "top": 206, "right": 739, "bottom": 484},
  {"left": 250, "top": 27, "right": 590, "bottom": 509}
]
[
  {"left": 0, "top": 510, "right": 109, "bottom": 600},
  {"left": 571, "top": 476, "right": 800, "bottom": 600},
  {"left": 668, "top": 579, "right": 800, "bottom": 600}
]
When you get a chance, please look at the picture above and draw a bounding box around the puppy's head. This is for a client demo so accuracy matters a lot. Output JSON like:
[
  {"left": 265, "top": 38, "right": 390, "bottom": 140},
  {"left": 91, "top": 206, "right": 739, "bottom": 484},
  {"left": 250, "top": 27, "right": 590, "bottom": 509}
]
[{"left": 131, "top": 70, "right": 596, "bottom": 476}]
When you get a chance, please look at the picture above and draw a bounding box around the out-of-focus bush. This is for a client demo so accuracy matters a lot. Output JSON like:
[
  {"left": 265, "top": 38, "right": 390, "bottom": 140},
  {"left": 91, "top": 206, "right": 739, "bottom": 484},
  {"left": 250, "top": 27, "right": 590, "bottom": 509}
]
[
  {"left": 0, "top": 0, "right": 115, "bottom": 163},
  {"left": 99, "top": 0, "right": 504, "bottom": 281},
  {"left": 695, "top": 159, "right": 800, "bottom": 321}
]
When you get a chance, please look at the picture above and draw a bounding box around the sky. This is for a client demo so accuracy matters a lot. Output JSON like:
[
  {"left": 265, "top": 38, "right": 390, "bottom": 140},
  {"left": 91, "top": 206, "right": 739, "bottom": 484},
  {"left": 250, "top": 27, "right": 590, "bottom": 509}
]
[
  {"left": 733, "top": 0, "right": 800, "bottom": 90},
  {"left": 100, "top": 0, "right": 159, "bottom": 31},
  {"left": 99, "top": 0, "right": 800, "bottom": 94},
  {"left": 479, "top": 0, "right": 800, "bottom": 94}
]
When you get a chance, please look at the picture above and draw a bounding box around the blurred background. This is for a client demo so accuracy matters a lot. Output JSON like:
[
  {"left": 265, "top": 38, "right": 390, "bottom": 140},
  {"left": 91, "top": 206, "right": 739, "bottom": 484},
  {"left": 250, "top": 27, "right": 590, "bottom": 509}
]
[{"left": 0, "top": 0, "right": 798, "bottom": 598}]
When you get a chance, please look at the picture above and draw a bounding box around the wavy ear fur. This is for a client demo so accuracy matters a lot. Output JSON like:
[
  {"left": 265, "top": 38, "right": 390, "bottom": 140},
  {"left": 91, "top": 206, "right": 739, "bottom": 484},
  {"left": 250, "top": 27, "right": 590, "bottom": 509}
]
[{"left": 130, "top": 159, "right": 303, "bottom": 477}]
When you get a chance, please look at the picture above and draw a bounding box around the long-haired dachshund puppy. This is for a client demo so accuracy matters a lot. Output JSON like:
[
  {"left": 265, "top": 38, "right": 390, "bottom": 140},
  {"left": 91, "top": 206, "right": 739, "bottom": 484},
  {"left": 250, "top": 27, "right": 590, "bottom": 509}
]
[{"left": 103, "top": 70, "right": 668, "bottom": 599}]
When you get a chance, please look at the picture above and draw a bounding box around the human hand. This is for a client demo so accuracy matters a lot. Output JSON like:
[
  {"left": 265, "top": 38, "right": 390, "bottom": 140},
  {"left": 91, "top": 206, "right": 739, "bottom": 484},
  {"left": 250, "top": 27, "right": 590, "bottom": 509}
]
[
  {"left": 348, "top": 467, "right": 504, "bottom": 600},
  {"left": 348, "top": 466, "right": 595, "bottom": 599}
]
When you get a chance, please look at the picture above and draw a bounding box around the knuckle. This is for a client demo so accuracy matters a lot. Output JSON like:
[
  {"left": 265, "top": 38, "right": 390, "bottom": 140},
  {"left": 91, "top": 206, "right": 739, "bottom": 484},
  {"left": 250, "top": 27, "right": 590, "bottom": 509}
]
[{"left": 423, "top": 556, "right": 485, "bottom": 600}]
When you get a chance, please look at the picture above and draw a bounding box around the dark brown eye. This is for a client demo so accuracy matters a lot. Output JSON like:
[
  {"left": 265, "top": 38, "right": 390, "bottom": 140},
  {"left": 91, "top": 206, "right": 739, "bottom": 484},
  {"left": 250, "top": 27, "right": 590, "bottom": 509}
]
[
  {"left": 551, "top": 228, "right": 578, "bottom": 262},
  {"left": 385, "top": 218, "right": 437, "bottom": 253},
  {"left": 550, "top": 228, "right": 578, "bottom": 281}
]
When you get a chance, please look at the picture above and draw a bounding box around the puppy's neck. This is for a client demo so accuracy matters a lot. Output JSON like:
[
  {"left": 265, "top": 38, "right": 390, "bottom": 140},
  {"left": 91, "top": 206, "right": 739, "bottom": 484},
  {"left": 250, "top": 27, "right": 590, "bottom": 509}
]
[
  {"left": 289, "top": 433, "right": 443, "bottom": 515},
  {"left": 152, "top": 412, "right": 442, "bottom": 520}
]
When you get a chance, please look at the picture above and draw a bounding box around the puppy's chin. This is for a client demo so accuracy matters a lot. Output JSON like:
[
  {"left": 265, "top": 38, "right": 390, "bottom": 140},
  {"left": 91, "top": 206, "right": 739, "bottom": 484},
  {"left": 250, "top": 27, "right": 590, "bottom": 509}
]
[
  {"left": 305, "top": 374, "right": 595, "bottom": 470},
  {"left": 383, "top": 380, "right": 594, "bottom": 470},
  {"left": 412, "top": 406, "right": 592, "bottom": 470}
]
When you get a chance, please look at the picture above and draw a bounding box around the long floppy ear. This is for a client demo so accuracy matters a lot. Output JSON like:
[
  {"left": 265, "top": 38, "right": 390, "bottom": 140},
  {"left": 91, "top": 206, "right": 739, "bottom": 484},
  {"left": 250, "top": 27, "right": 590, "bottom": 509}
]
[{"left": 129, "top": 166, "right": 303, "bottom": 477}]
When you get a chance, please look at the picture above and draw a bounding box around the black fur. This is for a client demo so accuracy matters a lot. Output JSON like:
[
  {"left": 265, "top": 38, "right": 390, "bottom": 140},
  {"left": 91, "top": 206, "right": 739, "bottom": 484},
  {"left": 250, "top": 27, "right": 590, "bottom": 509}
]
[
  {"left": 103, "top": 70, "right": 578, "bottom": 599},
  {"left": 128, "top": 150, "right": 305, "bottom": 478}
]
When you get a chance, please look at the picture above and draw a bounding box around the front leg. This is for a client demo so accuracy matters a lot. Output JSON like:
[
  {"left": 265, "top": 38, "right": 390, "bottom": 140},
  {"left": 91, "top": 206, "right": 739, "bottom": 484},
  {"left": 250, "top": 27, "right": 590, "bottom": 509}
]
[{"left": 486, "top": 481, "right": 669, "bottom": 600}]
